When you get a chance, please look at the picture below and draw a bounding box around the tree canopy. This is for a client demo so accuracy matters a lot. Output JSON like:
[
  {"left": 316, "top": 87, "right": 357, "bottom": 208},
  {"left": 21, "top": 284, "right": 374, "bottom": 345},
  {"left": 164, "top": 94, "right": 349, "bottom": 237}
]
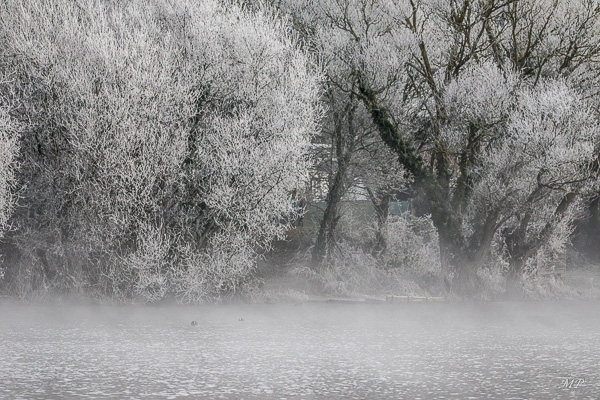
[{"left": 0, "top": 0, "right": 322, "bottom": 301}]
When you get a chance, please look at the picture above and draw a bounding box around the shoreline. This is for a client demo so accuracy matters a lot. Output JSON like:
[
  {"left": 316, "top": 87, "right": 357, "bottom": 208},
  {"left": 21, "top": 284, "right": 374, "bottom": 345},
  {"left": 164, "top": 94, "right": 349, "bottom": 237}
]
[{"left": 1, "top": 262, "right": 599, "bottom": 305}]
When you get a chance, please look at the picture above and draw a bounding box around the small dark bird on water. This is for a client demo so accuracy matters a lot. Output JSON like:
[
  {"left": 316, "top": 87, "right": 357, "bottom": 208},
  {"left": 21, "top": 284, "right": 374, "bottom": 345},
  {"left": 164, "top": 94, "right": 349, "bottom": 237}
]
[
  {"left": 191, "top": 321, "right": 198, "bottom": 326},
  {"left": 238, "top": 317, "right": 244, "bottom": 322}
]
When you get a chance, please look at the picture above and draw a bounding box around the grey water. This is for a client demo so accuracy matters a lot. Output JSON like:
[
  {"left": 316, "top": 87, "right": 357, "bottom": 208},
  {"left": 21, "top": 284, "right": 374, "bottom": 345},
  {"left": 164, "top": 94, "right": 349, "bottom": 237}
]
[{"left": 1, "top": 301, "right": 599, "bottom": 399}]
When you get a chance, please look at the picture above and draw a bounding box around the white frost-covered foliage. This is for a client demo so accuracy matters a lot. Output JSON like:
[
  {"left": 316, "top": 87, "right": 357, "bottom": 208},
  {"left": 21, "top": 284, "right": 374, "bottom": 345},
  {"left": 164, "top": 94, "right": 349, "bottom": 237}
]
[
  {"left": 382, "top": 215, "right": 441, "bottom": 277},
  {"left": 444, "top": 62, "right": 599, "bottom": 270},
  {"left": 467, "top": 79, "right": 598, "bottom": 235},
  {"left": 281, "top": 0, "right": 415, "bottom": 99},
  {"left": 443, "top": 62, "right": 517, "bottom": 152},
  {"left": 277, "top": 0, "right": 600, "bottom": 288},
  {"left": 508, "top": 81, "right": 598, "bottom": 190},
  {"left": 0, "top": 0, "right": 321, "bottom": 301},
  {"left": 193, "top": 6, "right": 321, "bottom": 247},
  {"left": 0, "top": 106, "right": 19, "bottom": 239}
]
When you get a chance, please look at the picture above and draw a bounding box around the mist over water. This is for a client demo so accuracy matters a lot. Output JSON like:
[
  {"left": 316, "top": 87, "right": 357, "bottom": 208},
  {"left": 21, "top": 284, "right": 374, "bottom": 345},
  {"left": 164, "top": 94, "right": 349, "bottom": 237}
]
[{"left": 1, "top": 301, "right": 599, "bottom": 399}]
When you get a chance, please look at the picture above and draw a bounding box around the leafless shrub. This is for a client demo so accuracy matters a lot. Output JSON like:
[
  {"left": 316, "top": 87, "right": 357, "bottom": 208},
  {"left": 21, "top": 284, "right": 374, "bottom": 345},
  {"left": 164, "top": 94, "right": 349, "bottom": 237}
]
[{"left": 382, "top": 215, "right": 441, "bottom": 277}]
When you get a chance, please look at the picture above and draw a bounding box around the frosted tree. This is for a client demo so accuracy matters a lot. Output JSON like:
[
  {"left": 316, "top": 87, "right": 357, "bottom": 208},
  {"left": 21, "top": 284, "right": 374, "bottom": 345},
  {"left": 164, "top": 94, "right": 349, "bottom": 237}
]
[
  {"left": 0, "top": 0, "right": 321, "bottom": 301},
  {"left": 277, "top": 0, "right": 410, "bottom": 264},
  {"left": 498, "top": 81, "right": 599, "bottom": 277},
  {"left": 277, "top": 0, "right": 600, "bottom": 295}
]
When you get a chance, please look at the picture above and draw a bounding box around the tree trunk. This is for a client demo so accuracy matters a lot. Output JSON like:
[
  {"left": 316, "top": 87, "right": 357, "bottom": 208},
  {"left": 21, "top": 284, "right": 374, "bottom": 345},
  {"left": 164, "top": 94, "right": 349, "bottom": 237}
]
[
  {"left": 439, "top": 211, "right": 498, "bottom": 296},
  {"left": 505, "top": 256, "right": 526, "bottom": 299},
  {"left": 311, "top": 161, "right": 348, "bottom": 265},
  {"left": 436, "top": 234, "right": 480, "bottom": 297},
  {"left": 574, "top": 196, "right": 600, "bottom": 261},
  {"left": 590, "top": 197, "right": 600, "bottom": 260},
  {"left": 311, "top": 95, "right": 357, "bottom": 267}
]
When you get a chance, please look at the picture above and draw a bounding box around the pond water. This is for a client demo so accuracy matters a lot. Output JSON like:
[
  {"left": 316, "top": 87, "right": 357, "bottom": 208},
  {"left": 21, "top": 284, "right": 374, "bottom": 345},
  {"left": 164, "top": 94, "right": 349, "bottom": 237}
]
[{"left": 1, "top": 301, "right": 599, "bottom": 399}]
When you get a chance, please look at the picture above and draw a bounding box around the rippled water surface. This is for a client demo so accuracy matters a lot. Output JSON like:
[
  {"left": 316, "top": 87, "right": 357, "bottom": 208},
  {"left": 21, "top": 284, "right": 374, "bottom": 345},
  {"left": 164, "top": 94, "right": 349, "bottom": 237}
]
[{"left": 1, "top": 301, "right": 599, "bottom": 399}]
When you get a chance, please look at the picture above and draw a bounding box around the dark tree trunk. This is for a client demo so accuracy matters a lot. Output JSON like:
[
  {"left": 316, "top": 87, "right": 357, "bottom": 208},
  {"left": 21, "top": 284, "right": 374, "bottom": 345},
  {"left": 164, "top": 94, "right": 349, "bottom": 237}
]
[
  {"left": 311, "top": 160, "right": 348, "bottom": 265},
  {"left": 587, "top": 197, "right": 600, "bottom": 260},
  {"left": 437, "top": 231, "right": 481, "bottom": 297},
  {"left": 504, "top": 256, "right": 527, "bottom": 298},
  {"left": 573, "top": 196, "right": 600, "bottom": 261},
  {"left": 311, "top": 95, "right": 357, "bottom": 266}
]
